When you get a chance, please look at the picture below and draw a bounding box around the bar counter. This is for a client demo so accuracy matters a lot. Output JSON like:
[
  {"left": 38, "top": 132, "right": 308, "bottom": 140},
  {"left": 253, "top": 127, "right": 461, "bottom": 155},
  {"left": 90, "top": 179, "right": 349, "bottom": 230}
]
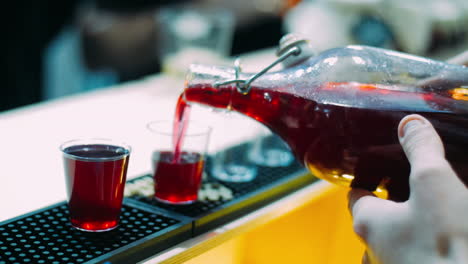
[{"left": 0, "top": 50, "right": 364, "bottom": 263}]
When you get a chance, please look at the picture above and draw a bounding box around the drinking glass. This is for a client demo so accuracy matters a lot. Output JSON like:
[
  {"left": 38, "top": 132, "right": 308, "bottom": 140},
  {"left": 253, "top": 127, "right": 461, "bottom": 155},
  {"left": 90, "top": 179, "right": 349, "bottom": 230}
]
[
  {"left": 155, "top": 6, "right": 235, "bottom": 76},
  {"left": 211, "top": 143, "right": 258, "bottom": 182},
  {"left": 249, "top": 125, "right": 294, "bottom": 167},
  {"left": 209, "top": 115, "right": 259, "bottom": 183},
  {"left": 60, "top": 138, "right": 131, "bottom": 232},
  {"left": 147, "top": 120, "right": 212, "bottom": 204}
]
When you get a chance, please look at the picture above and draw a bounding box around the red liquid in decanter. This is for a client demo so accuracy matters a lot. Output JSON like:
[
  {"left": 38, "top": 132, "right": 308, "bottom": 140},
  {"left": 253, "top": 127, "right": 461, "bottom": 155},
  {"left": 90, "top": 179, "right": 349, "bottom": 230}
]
[{"left": 183, "top": 81, "right": 468, "bottom": 201}]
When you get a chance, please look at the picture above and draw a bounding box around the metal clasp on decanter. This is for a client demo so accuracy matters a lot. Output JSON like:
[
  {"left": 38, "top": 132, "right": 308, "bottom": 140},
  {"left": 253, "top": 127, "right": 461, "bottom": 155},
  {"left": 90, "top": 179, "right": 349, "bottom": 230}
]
[{"left": 213, "top": 43, "right": 302, "bottom": 95}]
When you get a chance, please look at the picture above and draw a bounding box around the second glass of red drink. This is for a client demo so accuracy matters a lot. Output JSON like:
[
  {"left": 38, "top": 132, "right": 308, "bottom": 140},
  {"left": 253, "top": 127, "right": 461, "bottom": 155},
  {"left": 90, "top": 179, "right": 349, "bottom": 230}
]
[{"left": 147, "top": 120, "right": 212, "bottom": 204}]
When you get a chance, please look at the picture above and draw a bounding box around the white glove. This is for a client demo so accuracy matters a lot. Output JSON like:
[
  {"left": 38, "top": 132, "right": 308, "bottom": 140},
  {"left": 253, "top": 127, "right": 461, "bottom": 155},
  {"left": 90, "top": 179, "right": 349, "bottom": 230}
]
[{"left": 348, "top": 114, "right": 468, "bottom": 264}]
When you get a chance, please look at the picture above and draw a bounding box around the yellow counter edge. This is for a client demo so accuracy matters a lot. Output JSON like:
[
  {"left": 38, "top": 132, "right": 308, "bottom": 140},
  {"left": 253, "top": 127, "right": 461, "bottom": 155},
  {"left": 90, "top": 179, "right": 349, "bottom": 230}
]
[{"left": 143, "top": 179, "right": 365, "bottom": 264}]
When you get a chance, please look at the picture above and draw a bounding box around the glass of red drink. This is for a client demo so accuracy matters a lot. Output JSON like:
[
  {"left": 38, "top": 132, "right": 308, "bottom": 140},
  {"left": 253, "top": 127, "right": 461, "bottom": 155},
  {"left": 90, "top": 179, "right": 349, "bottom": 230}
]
[
  {"left": 147, "top": 120, "right": 212, "bottom": 205},
  {"left": 60, "top": 139, "right": 131, "bottom": 232}
]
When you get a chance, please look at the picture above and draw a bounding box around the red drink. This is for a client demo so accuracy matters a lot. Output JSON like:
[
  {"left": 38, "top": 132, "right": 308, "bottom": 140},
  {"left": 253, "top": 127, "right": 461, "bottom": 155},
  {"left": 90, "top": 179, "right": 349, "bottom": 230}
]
[
  {"left": 173, "top": 95, "right": 191, "bottom": 163},
  {"left": 183, "top": 82, "right": 468, "bottom": 201},
  {"left": 62, "top": 143, "right": 130, "bottom": 231},
  {"left": 153, "top": 151, "right": 204, "bottom": 204}
]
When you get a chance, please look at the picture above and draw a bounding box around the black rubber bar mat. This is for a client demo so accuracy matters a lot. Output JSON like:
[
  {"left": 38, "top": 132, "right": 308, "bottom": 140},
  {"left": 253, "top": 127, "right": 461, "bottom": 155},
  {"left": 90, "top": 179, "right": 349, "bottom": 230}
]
[
  {"left": 126, "top": 142, "right": 317, "bottom": 235},
  {"left": 0, "top": 201, "right": 191, "bottom": 264}
]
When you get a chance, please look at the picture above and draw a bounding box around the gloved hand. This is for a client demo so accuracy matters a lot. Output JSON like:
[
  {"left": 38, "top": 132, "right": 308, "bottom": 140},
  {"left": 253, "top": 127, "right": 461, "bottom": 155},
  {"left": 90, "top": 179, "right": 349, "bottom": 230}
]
[{"left": 348, "top": 114, "right": 468, "bottom": 264}]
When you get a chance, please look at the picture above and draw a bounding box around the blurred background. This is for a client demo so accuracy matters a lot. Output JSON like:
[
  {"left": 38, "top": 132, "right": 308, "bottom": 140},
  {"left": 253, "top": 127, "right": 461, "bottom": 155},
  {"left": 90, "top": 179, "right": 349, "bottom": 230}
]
[{"left": 3, "top": 0, "right": 468, "bottom": 112}]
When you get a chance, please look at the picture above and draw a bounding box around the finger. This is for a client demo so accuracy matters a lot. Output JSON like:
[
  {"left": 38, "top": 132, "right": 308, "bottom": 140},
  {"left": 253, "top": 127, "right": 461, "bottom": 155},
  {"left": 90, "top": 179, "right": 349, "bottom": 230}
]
[
  {"left": 349, "top": 188, "right": 408, "bottom": 264},
  {"left": 348, "top": 188, "right": 375, "bottom": 214},
  {"left": 348, "top": 188, "right": 383, "bottom": 242},
  {"left": 349, "top": 188, "right": 404, "bottom": 242},
  {"left": 398, "top": 114, "right": 444, "bottom": 164},
  {"left": 398, "top": 115, "right": 462, "bottom": 194}
]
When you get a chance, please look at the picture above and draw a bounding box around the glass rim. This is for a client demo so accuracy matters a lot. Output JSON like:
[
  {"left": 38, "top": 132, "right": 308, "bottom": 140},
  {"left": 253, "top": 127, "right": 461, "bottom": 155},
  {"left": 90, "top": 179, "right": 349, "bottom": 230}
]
[
  {"left": 147, "top": 120, "right": 212, "bottom": 137},
  {"left": 59, "top": 138, "right": 131, "bottom": 161}
]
